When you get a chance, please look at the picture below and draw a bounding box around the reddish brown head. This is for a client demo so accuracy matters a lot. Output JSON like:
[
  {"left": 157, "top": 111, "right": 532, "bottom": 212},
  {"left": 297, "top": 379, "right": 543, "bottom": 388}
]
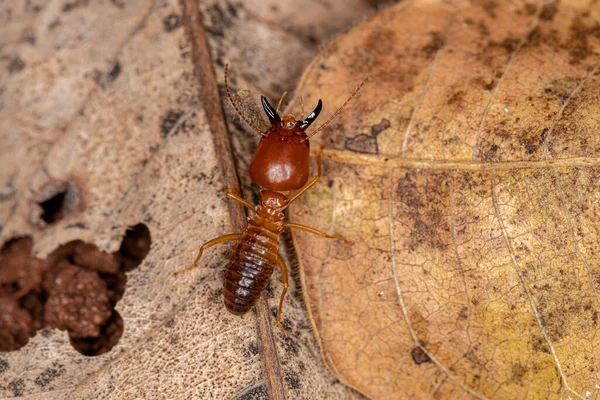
[{"left": 248, "top": 96, "right": 322, "bottom": 191}]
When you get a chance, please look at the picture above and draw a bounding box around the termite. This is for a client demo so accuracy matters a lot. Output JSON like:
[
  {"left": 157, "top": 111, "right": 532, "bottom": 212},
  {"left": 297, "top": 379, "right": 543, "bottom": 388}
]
[{"left": 175, "top": 65, "right": 368, "bottom": 332}]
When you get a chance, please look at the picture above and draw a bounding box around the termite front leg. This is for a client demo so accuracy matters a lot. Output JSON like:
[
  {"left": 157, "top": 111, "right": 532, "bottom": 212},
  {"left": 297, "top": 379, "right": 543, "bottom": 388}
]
[
  {"left": 174, "top": 234, "right": 242, "bottom": 276},
  {"left": 285, "top": 148, "right": 324, "bottom": 206},
  {"left": 284, "top": 222, "right": 352, "bottom": 245},
  {"left": 224, "top": 189, "right": 255, "bottom": 212},
  {"left": 275, "top": 254, "right": 290, "bottom": 336}
]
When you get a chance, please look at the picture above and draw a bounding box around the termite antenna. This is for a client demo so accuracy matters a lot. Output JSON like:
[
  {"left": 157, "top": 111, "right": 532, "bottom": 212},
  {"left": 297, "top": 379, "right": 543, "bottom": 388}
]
[
  {"left": 276, "top": 91, "right": 287, "bottom": 114},
  {"left": 303, "top": 77, "right": 370, "bottom": 141},
  {"left": 224, "top": 64, "right": 267, "bottom": 137}
]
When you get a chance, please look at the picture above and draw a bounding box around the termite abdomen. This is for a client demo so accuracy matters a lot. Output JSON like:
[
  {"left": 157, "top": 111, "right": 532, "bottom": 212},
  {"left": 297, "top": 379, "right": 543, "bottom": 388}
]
[
  {"left": 223, "top": 262, "right": 272, "bottom": 315},
  {"left": 223, "top": 216, "right": 281, "bottom": 315}
]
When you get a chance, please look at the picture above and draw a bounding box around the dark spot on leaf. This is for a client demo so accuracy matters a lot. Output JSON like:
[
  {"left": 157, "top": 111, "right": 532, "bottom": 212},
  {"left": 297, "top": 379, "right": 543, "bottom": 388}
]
[
  {"left": 9, "top": 379, "right": 25, "bottom": 396},
  {"left": 204, "top": 3, "right": 234, "bottom": 38},
  {"left": 511, "top": 364, "right": 528, "bottom": 381},
  {"left": 161, "top": 110, "right": 184, "bottom": 137},
  {"left": 93, "top": 62, "right": 121, "bottom": 88},
  {"left": 234, "top": 384, "right": 269, "bottom": 400},
  {"left": 8, "top": 57, "right": 25, "bottom": 73},
  {"left": 475, "top": 0, "right": 497, "bottom": 18},
  {"left": 0, "top": 359, "right": 8, "bottom": 373},
  {"left": 447, "top": 90, "right": 465, "bottom": 105},
  {"left": 396, "top": 170, "right": 450, "bottom": 250},
  {"left": 532, "top": 336, "right": 550, "bottom": 353},
  {"left": 567, "top": 16, "right": 598, "bottom": 64},
  {"left": 62, "top": 0, "right": 89, "bottom": 12},
  {"left": 477, "top": 20, "right": 489, "bottom": 36},
  {"left": 65, "top": 222, "right": 88, "bottom": 229},
  {"left": 110, "top": 0, "right": 125, "bottom": 8},
  {"left": 422, "top": 31, "right": 445, "bottom": 56},
  {"left": 0, "top": 182, "right": 16, "bottom": 201},
  {"left": 282, "top": 317, "right": 293, "bottom": 332},
  {"left": 524, "top": 3, "right": 537, "bottom": 15},
  {"left": 163, "top": 14, "right": 182, "bottom": 32},
  {"left": 108, "top": 62, "right": 121, "bottom": 81},
  {"left": 411, "top": 347, "right": 431, "bottom": 365},
  {"left": 482, "top": 143, "right": 500, "bottom": 162},
  {"left": 501, "top": 37, "right": 519, "bottom": 52},
  {"left": 539, "top": 1, "right": 558, "bottom": 21},
  {"left": 227, "top": 4, "right": 238, "bottom": 18},
  {"left": 248, "top": 342, "right": 259, "bottom": 356},
  {"left": 345, "top": 134, "right": 378, "bottom": 154},
  {"left": 476, "top": 77, "right": 496, "bottom": 91},
  {"left": 285, "top": 372, "right": 301, "bottom": 389},
  {"left": 34, "top": 364, "right": 64, "bottom": 387},
  {"left": 371, "top": 118, "right": 391, "bottom": 135},
  {"left": 48, "top": 18, "right": 61, "bottom": 30},
  {"left": 283, "top": 336, "right": 300, "bottom": 355}
]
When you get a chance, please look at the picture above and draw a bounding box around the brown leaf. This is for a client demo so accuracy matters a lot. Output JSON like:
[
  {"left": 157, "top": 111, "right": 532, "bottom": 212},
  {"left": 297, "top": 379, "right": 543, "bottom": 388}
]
[
  {"left": 290, "top": 0, "right": 600, "bottom": 399},
  {"left": 0, "top": 0, "right": 376, "bottom": 399}
]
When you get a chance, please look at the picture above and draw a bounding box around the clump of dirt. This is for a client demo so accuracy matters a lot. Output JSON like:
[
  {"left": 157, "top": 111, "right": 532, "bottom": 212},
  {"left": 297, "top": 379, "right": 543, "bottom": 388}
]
[{"left": 0, "top": 224, "right": 151, "bottom": 356}]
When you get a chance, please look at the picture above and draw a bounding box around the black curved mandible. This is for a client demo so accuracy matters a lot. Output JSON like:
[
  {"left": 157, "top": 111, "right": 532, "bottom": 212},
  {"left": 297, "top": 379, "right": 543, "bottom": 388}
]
[
  {"left": 261, "top": 96, "right": 281, "bottom": 124},
  {"left": 298, "top": 99, "right": 323, "bottom": 131}
]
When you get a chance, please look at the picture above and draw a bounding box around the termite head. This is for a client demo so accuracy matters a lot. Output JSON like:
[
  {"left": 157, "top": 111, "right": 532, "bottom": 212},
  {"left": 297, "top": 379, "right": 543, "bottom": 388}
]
[
  {"left": 248, "top": 96, "right": 323, "bottom": 191},
  {"left": 224, "top": 64, "right": 367, "bottom": 192},
  {"left": 260, "top": 96, "right": 323, "bottom": 135},
  {"left": 259, "top": 190, "right": 289, "bottom": 210}
]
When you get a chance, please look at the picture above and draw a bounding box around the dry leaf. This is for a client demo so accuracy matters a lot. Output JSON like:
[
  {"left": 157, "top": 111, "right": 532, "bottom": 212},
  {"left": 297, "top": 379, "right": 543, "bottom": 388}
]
[
  {"left": 290, "top": 0, "right": 600, "bottom": 399},
  {"left": 0, "top": 0, "right": 377, "bottom": 399}
]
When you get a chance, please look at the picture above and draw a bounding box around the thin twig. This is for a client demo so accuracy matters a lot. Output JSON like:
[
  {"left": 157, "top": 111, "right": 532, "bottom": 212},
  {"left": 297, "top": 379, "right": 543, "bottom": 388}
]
[{"left": 181, "top": 1, "right": 286, "bottom": 399}]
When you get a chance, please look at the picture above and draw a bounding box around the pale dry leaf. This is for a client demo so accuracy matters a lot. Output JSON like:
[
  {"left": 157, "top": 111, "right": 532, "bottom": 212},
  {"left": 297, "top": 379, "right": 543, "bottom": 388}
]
[
  {"left": 290, "top": 0, "right": 600, "bottom": 399},
  {"left": 0, "top": 0, "right": 378, "bottom": 399}
]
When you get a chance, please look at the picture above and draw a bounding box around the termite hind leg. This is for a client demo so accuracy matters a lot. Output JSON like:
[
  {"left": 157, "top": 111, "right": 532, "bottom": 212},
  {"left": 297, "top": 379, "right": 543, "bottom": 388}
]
[
  {"left": 275, "top": 255, "right": 290, "bottom": 337},
  {"left": 224, "top": 189, "right": 255, "bottom": 212},
  {"left": 284, "top": 222, "right": 353, "bottom": 245},
  {"left": 174, "top": 234, "right": 242, "bottom": 276},
  {"left": 285, "top": 148, "right": 324, "bottom": 207}
]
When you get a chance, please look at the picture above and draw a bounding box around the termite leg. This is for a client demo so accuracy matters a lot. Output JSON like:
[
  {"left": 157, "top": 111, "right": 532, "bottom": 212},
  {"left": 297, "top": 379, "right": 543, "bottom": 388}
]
[
  {"left": 225, "top": 189, "right": 255, "bottom": 212},
  {"left": 276, "top": 91, "right": 288, "bottom": 114},
  {"left": 284, "top": 222, "right": 352, "bottom": 245},
  {"left": 300, "top": 94, "right": 305, "bottom": 120},
  {"left": 285, "top": 148, "right": 324, "bottom": 206},
  {"left": 174, "top": 234, "right": 242, "bottom": 276},
  {"left": 275, "top": 254, "right": 290, "bottom": 336}
]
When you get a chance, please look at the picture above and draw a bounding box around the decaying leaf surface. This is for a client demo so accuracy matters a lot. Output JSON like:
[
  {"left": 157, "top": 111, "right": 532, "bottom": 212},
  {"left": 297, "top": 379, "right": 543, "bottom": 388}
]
[
  {"left": 289, "top": 0, "right": 600, "bottom": 399},
  {"left": 0, "top": 0, "right": 376, "bottom": 398}
]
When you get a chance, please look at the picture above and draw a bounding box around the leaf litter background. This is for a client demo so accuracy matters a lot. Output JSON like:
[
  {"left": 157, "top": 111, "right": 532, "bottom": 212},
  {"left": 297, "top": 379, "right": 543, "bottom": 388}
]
[
  {"left": 0, "top": 0, "right": 377, "bottom": 399},
  {"left": 288, "top": 0, "right": 600, "bottom": 399},
  {"left": 2, "top": 1, "right": 600, "bottom": 400}
]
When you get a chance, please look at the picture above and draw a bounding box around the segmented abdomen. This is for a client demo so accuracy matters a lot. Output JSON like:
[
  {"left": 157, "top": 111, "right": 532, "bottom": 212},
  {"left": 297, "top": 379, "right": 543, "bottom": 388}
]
[{"left": 223, "top": 220, "right": 280, "bottom": 315}]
